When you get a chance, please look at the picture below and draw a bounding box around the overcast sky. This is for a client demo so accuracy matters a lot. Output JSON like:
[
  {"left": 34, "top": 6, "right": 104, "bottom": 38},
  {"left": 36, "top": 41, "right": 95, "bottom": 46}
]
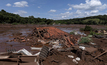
[{"left": 1, "top": 0, "right": 107, "bottom": 20}]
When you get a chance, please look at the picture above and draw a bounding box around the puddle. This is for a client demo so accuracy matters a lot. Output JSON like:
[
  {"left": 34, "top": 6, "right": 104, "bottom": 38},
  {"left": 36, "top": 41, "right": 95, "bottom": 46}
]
[
  {"left": 0, "top": 28, "right": 32, "bottom": 52},
  {"left": 6, "top": 41, "right": 20, "bottom": 44},
  {"left": 8, "top": 28, "right": 31, "bottom": 36},
  {"left": 58, "top": 28, "right": 85, "bottom": 35},
  {"left": 19, "top": 29, "right": 32, "bottom": 36},
  {"left": 0, "top": 36, "right": 13, "bottom": 43}
]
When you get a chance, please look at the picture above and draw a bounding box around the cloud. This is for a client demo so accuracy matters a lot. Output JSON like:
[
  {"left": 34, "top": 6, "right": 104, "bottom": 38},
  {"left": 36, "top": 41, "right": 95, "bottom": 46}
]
[
  {"left": 55, "top": 12, "right": 73, "bottom": 19},
  {"left": 76, "top": 10, "right": 82, "bottom": 14},
  {"left": 86, "top": 0, "right": 102, "bottom": 7},
  {"left": 49, "top": 9, "right": 56, "bottom": 12},
  {"left": 38, "top": 6, "right": 40, "bottom": 8},
  {"left": 65, "top": 7, "right": 72, "bottom": 11},
  {"left": 90, "top": 10, "right": 99, "bottom": 14},
  {"left": 13, "top": 1, "right": 28, "bottom": 7},
  {"left": 6, "top": 3, "right": 11, "bottom": 7},
  {"left": 68, "top": 7, "right": 72, "bottom": 10},
  {"left": 98, "top": 4, "right": 107, "bottom": 10},
  {"left": 14, "top": 10, "right": 27, "bottom": 16},
  {"left": 70, "top": 0, "right": 107, "bottom": 11},
  {"left": 62, "top": 16, "right": 67, "bottom": 18},
  {"left": 51, "top": 0, "right": 107, "bottom": 19},
  {"left": 74, "top": 9, "right": 100, "bottom": 18},
  {"left": 64, "top": 0, "right": 107, "bottom": 19}
]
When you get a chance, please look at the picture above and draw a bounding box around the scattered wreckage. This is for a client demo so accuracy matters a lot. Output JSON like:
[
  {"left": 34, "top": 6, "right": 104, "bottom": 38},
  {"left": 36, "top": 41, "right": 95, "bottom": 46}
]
[{"left": 0, "top": 27, "right": 107, "bottom": 65}]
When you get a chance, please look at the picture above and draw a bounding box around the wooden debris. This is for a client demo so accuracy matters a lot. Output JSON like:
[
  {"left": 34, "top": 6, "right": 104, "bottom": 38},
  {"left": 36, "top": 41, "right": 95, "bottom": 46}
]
[{"left": 93, "top": 50, "right": 107, "bottom": 59}]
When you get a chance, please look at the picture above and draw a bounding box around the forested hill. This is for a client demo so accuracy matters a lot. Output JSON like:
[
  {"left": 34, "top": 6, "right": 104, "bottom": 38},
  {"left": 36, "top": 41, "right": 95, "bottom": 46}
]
[
  {"left": 0, "top": 9, "right": 107, "bottom": 25},
  {"left": 0, "top": 9, "right": 54, "bottom": 25},
  {"left": 55, "top": 15, "right": 107, "bottom": 25}
]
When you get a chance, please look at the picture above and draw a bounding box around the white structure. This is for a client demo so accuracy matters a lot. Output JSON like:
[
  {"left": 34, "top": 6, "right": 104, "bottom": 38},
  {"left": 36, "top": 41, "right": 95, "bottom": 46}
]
[{"left": 17, "top": 48, "right": 32, "bottom": 56}]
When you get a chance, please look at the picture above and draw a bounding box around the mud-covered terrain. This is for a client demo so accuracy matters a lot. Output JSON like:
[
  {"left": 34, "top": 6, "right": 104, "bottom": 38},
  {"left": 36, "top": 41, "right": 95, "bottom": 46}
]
[{"left": 0, "top": 24, "right": 107, "bottom": 65}]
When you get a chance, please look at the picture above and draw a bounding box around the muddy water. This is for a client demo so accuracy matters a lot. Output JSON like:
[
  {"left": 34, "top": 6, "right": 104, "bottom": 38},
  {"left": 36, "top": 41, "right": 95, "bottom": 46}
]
[
  {"left": 0, "top": 28, "right": 32, "bottom": 52},
  {"left": 0, "top": 27, "right": 84, "bottom": 52},
  {"left": 58, "top": 27, "right": 85, "bottom": 35}
]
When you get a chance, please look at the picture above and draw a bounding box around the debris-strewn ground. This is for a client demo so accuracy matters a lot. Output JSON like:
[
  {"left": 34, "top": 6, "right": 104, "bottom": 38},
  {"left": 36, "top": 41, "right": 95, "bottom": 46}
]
[
  {"left": 11, "top": 26, "right": 79, "bottom": 48},
  {"left": 0, "top": 24, "right": 107, "bottom": 65}
]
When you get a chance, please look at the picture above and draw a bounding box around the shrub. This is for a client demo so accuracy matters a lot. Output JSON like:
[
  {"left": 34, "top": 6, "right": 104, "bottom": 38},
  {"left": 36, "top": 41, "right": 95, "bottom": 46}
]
[
  {"left": 90, "top": 31, "right": 96, "bottom": 35},
  {"left": 80, "top": 25, "right": 93, "bottom": 31},
  {"left": 84, "top": 25, "right": 93, "bottom": 31},
  {"left": 90, "top": 30, "right": 103, "bottom": 35},
  {"left": 12, "top": 22, "right": 18, "bottom": 25},
  {"left": 80, "top": 28, "right": 84, "bottom": 31},
  {"left": 87, "top": 35, "right": 92, "bottom": 37},
  {"left": 70, "top": 31, "right": 75, "bottom": 35},
  {"left": 79, "top": 37, "right": 91, "bottom": 44}
]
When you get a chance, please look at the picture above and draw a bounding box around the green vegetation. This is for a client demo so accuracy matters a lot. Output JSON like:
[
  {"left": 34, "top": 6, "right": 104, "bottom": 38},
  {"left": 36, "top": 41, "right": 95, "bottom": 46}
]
[
  {"left": 84, "top": 25, "right": 93, "bottom": 31},
  {"left": 83, "top": 19, "right": 100, "bottom": 25},
  {"left": 12, "top": 22, "right": 18, "bottom": 25},
  {"left": 87, "top": 35, "right": 92, "bottom": 38},
  {"left": 80, "top": 28, "right": 84, "bottom": 31},
  {"left": 90, "top": 30, "right": 103, "bottom": 35},
  {"left": 79, "top": 37, "right": 92, "bottom": 44},
  {"left": 70, "top": 31, "right": 75, "bottom": 35},
  {"left": 80, "top": 25, "right": 93, "bottom": 31},
  {"left": 0, "top": 9, "right": 107, "bottom": 25},
  {"left": 54, "top": 15, "right": 107, "bottom": 25},
  {"left": 90, "top": 31, "right": 96, "bottom": 35},
  {"left": 0, "top": 9, "right": 54, "bottom": 25}
]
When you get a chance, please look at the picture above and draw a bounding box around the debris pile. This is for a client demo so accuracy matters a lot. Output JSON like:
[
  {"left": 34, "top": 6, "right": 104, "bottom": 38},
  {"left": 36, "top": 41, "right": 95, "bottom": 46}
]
[
  {"left": 37, "top": 46, "right": 105, "bottom": 65},
  {"left": 29, "top": 27, "right": 79, "bottom": 47},
  {"left": 30, "top": 27, "right": 69, "bottom": 39},
  {"left": 11, "top": 27, "right": 79, "bottom": 48},
  {"left": 2, "top": 26, "right": 107, "bottom": 65}
]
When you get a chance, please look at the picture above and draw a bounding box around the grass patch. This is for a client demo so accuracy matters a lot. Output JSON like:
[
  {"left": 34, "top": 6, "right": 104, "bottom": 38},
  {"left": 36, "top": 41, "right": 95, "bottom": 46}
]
[
  {"left": 12, "top": 22, "right": 18, "bottom": 25},
  {"left": 79, "top": 37, "right": 92, "bottom": 44},
  {"left": 70, "top": 31, "right": 75, "bottom": 35},
  {"left": 90, "top": 30, "right": 103, "bottom": 35}
]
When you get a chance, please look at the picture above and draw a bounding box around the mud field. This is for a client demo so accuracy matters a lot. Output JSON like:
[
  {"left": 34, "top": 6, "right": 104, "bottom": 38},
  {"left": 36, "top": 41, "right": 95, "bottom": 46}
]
[{"left": 0, "top": 24, "right": 107, "bottom": 65}]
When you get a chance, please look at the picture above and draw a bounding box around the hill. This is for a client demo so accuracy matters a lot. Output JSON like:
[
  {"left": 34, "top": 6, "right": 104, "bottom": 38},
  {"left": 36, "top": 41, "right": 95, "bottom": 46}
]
[{"left": 0, "top": 9, "right": 107, "bottom": 25}]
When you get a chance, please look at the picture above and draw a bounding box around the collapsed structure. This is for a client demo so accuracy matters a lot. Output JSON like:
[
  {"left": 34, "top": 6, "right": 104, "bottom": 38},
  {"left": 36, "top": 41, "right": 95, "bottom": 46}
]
[
  {"left": 12, "top": 27, "right": 79, "bottom": 48},
  {"left": 1, "top": 26, "right": 107, "bottom": 65},
  {"left": 28, "top": 27, "right": 78, "bottom": 47}
]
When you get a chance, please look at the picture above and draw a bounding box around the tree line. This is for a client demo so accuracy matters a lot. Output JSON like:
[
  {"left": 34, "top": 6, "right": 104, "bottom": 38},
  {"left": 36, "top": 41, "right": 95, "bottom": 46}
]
[
  {"left": 55, "top": 15, "right": 107, "bottom": 25},
  {"left": 0, "top": 9, "right": 54, "bottom": 25},
  {"left": 0, "top": 9, "right": 107, "bottom": 25}
]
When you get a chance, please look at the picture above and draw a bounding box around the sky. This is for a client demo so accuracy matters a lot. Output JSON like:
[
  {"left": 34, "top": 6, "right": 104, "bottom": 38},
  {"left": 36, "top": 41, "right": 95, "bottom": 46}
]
[{"left": 1, "top": 0, "right": 107, "bottom": 20}]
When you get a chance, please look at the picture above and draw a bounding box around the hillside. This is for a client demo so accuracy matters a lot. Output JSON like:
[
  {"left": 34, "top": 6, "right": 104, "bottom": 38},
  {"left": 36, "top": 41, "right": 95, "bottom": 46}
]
[
  {"left": 0, "top": 9, "right": 107, "bottom": 25},
  {"left": 55, "top": 15, "right": 107, "bottom": 25}
]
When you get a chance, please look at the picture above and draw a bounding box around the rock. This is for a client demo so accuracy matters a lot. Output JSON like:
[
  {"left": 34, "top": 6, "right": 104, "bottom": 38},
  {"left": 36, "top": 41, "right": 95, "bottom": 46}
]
[
  {"left": 68, "top": 55, "right": 74, "bottom": 58},
  {"left": 79, "top": 46, "right": 85, "bottom": 50},
  {"left": 75, "top": 57, "right": 80, "bottom": 61},
  {"left": 72, "top": 59, "right": 78, "bottom": 64}
]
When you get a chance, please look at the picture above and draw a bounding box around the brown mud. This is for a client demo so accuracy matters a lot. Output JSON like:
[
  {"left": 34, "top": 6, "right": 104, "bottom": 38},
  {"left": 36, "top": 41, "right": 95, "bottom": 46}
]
[{"left": 0, "top": 24, "right": 107, "bottom": 65}]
